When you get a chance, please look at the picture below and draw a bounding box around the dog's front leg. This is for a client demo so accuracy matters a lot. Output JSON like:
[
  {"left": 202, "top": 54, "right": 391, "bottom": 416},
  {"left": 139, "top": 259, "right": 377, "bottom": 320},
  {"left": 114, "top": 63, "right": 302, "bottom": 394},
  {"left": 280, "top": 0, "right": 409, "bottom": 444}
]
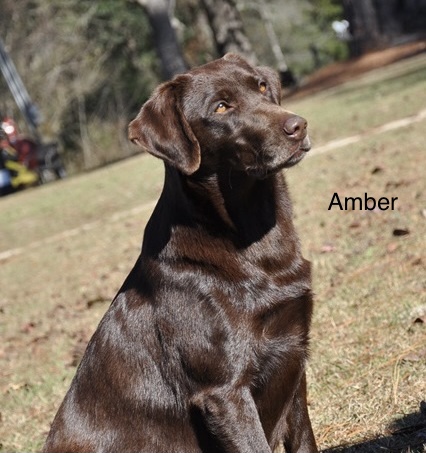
[
  {"left": 283, "top": 373, "right": 318, "bottom": 453},
  {"left": 192, "top": 386, "right": 272, "bottom": 453}
]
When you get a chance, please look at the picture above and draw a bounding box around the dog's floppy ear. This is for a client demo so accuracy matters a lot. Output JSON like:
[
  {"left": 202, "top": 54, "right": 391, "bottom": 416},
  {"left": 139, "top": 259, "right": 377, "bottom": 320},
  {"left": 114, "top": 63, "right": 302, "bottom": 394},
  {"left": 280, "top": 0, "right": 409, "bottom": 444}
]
[{"left": 128, "top": 76, "right": 201, "bottom": 175}]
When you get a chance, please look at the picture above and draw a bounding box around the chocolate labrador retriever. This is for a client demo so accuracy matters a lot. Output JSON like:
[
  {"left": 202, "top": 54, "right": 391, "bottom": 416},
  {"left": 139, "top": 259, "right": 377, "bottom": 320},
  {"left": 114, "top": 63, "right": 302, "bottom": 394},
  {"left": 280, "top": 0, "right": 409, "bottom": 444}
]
[{"left": 43, "top": 53, "right": 317, "bottom": 453}]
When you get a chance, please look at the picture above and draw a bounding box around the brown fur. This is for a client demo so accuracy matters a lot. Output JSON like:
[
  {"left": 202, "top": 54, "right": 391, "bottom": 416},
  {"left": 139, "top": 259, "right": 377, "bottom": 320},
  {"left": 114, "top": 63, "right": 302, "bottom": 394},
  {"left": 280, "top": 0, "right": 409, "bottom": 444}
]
[{"left": 43, "top": 53, "right": 317, "bottom": 453}]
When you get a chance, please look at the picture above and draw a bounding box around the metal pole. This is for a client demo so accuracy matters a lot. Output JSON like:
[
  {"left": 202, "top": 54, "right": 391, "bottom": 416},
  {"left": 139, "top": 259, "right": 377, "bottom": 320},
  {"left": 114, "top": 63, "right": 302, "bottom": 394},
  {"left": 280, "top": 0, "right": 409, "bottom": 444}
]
[{"left": 0, "top": 36, "right": 40, "bottom": 138}]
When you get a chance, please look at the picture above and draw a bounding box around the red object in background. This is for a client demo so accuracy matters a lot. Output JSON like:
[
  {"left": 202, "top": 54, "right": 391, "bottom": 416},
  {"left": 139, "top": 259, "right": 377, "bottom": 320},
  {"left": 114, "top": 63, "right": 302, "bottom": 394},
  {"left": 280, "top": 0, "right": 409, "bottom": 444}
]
[
  {"left": 12, "top": 137, "right": 38, "bottom": 170},
  {"left": 1, "top": 117, "right": 39, "bottom": 169}
]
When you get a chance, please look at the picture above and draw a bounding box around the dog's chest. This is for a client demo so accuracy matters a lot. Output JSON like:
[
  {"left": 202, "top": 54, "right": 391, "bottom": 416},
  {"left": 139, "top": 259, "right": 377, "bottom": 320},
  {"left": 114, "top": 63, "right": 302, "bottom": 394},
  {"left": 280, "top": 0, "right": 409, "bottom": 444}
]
[
  {"left": 217, "top": 282, "right": 312, "bottom": 392},
  {"left": 252, "top": 294, "right": 310, "bottom": 367},
  {"left": 211, "top": 258, "right": 312, "bottom": 372}
]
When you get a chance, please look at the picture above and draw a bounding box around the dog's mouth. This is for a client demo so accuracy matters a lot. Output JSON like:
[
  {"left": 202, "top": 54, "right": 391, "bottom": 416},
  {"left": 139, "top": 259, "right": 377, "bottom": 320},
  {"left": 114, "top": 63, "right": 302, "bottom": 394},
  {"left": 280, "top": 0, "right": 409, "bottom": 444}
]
[
  {"left": 241, "top": 136, "right": 311, "bottom": 178},
  {"left": 279, "top": 135, "right": 311, "bottom": 170},
  {"left": 283, "top": 150, "right": 308, "bottom": 168},
  {"left": 283, "top": 136, "right": 311, "bottom": 168}
]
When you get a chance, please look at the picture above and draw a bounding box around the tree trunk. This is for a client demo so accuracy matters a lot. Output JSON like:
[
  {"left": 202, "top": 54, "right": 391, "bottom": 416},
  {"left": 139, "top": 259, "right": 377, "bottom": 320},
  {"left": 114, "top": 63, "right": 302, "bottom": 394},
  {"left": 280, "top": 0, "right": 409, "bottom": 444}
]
[
  {"left": 200, "top": 0, "right": 257, "bottom": 64},
  {"left": 342, "top": 0, "right": 426, "bottom": 57},
  {"left": 342, "top": 0, "right": 382, "bottom": 57},
  {"left": 136, "top": 0, "right": 187, "bottom": 79},
  {"left": 250, "top": 0, "right": 296, "bottom": 87},
  {"left": 374, "top": 0, "right": 403, "bottom": 40}
]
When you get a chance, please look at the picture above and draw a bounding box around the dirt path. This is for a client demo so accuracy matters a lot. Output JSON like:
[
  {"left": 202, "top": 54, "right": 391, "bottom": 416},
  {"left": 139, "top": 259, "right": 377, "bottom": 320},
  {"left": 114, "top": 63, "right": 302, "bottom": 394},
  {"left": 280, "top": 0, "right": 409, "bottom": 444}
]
[
  {"left": 0, "top": 200, "right": 157, "bottom": 262},
  {"left": 1, "top": 107, "right": 425, "bottom": 263},
  {"left": 310, "top": 107, "right": 426, "bottom": 156},
  {"left": 284, "top": 40, "right": 426, "bottom": 100}
]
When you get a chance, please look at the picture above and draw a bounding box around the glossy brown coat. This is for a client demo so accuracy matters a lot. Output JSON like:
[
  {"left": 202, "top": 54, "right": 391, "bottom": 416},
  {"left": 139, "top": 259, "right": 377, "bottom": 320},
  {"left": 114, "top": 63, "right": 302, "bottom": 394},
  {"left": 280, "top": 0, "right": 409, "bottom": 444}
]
[{"left": 43, "top": 54, "right": 317, "bottom": 453}]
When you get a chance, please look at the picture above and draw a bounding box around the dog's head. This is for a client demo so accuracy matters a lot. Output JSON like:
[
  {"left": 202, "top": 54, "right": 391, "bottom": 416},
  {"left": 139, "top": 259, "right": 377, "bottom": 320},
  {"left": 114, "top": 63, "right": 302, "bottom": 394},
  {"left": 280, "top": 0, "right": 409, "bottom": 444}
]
[{"left": 129, "top": 53, "right": 310, "bottom": 178}]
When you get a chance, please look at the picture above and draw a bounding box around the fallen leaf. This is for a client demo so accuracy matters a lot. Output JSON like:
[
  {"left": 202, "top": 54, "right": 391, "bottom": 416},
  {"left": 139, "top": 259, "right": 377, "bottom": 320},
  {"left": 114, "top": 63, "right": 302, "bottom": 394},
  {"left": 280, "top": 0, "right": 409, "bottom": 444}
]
[
  {"left": 412, "top": 257, "right": 422, "bottom": 266},
  {"left": 386, "top": 180, "right": 409, "bottom": 189},
  {"left": 414, "top": 317, "right": 426, "bottom": 324},
  {"left": 20, "top": 322, "right": 36, "bottom": 334},
  {"left": 410, "top": 305, "right": 426, "bottom": 324},
  {"left": 371, "top": 166, "right": 383, "bottom": 174},
  {"left": 87, "top": 297, "right": 110, "bottom": 309},
  {"left": 392, "top": 228, "right": 410, "bottom": 237}
]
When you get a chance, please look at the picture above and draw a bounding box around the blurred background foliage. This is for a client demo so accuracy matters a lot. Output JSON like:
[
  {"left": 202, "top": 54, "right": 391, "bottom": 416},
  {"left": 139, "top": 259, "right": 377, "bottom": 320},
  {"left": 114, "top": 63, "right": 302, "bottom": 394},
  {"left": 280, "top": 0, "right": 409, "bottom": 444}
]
[{"left": 0, "top": 0, "right": 423, "bottom": 171}]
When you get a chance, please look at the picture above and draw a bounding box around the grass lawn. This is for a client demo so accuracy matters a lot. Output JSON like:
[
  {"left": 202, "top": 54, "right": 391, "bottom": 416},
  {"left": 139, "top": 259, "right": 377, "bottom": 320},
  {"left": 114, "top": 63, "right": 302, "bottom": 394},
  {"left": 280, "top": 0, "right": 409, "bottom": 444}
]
[{"left": 0, "top": 53, "right": 425, "bottom": 452}]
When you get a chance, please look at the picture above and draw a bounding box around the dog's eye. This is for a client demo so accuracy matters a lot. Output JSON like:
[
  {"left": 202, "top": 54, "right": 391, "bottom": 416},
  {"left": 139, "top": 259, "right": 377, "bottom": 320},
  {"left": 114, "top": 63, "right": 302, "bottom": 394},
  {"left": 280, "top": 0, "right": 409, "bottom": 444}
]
[
  {"left": 215, "top": 102, "right": 228, "bottom": 114},
  {"left": 259, "top": 82, "right": 267, "bottom": 94}
]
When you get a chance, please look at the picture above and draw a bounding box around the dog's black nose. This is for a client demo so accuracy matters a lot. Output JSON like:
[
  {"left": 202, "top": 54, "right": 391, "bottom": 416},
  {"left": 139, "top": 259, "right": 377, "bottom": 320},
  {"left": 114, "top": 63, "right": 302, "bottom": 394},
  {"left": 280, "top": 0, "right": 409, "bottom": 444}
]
[{"left": 283, "top": 115, "right": 307, "bottom": 141}]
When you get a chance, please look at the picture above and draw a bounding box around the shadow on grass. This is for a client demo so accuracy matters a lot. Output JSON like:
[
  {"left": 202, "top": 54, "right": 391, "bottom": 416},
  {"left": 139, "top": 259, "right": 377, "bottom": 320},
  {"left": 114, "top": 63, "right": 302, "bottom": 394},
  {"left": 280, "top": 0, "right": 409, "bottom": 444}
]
[{"left": 323, "top": 402, "right": 426, "bottom": 453}]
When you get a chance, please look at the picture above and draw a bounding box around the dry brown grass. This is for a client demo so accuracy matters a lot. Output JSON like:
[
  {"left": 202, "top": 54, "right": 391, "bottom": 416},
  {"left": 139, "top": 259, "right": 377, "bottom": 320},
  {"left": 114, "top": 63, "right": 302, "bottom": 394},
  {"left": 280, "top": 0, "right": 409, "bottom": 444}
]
[
  {"left": 288, "top": 121, "right": 426, "bottom": 452},
  {"left": 0, "top": 54, "right": 425, "bottom": 452}
]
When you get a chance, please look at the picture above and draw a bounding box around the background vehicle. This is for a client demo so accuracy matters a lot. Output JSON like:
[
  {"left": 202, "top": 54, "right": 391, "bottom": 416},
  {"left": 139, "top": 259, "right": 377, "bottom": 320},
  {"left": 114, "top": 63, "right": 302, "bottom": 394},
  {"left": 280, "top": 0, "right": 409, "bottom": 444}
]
[
  {"left": 2, "top": 117, "right": 66, "bottom": 185},
  {"left": 0, "top": 38, "right": 66, "bottom": 193},
  {"left": 0, "top": 126, "right": 38, "bottom": 195}
]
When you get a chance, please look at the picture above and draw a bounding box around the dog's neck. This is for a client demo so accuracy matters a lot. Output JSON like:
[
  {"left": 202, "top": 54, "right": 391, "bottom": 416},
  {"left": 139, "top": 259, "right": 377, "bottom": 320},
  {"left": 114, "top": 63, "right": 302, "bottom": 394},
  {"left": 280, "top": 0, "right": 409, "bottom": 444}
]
[
  {"left": 140, "top": 164, "right": 300, "bottom": 265},
  {"left": 190, "top": 170, "right": 279, "bottom": 227},
  {"left": 165, "top": 165, "right": 293, "bottom": 242}
]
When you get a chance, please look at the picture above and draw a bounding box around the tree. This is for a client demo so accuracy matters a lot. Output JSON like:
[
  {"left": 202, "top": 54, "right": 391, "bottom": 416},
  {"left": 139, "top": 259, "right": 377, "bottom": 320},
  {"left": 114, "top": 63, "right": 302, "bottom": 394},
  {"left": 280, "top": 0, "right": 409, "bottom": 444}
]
[
  {"left": 342, "top": 0, "right": 381, "bottom": 56},
  {"left": 238, "top": 1, "right": 297, "bottom": 86},
  {"left": 134, "top": 0, "right": 188, "bottom": 79},
  {"left": 341, "top": 0, "right": 426, "bottom": 57},
  {"left": 200, "top": 0, "right": 258, "bottom": 64}
]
